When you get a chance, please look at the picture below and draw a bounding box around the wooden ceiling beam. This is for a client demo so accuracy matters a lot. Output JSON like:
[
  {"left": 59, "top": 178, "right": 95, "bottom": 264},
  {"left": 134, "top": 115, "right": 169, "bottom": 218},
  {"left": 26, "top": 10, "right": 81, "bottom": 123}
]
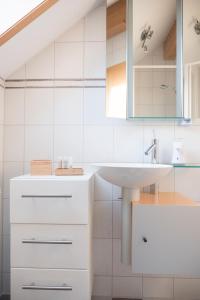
[
  {"left": 0, "top": 0, "right": 58, "bottom": 47},
  {"left": 107, "top": 0, "right": 126, "bottom": 39},
  {"left": 163, "top": 21, "right": 176, "bottom": 60}
]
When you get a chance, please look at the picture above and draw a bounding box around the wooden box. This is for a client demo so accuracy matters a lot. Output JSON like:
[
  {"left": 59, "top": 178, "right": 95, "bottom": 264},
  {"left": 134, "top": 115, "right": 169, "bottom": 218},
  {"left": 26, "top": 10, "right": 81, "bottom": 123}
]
[
  {"left": 31, "top": 160, "right": 52, "bottom": 176},
  {"left": 55, "top": 168, "right": 84, "bottom": 176}
]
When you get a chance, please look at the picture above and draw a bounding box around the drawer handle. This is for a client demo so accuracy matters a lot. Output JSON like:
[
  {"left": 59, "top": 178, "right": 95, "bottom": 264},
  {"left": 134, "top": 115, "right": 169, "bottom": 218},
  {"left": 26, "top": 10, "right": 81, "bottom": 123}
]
[
  {"left": 22, "top": 284, "right": 72, "bottom": 291},
  {"left": 21, "top": 195, "right": 72, "bottom": 198},
  {"left": 22, "top": 239, "right": 73, "bottom": 245}
]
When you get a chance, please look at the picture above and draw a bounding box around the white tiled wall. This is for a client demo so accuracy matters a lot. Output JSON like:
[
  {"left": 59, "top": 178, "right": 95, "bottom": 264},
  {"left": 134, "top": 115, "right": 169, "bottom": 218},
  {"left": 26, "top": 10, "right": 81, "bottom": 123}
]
[
  {"left": 135, "top": 46, "right": 176, "bottom": 118},
  {"left": 0, "top": 84, "right": 4, "bottom": 296},
  {"left": 2, "top": 4, "right": 200, "bottom": 299}
]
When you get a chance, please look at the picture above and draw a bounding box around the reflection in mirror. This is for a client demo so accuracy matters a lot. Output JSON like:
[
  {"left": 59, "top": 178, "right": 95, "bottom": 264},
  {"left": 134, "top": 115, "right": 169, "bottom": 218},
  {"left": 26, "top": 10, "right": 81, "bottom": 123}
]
[
  {"left": 131, "top": 0, "right": 178, "bottom": 118},
  {"left": 106, "top": 0, "right": 127, "bottom": 118},
  {"left": 183, "top": 0, "right": 200, "bottom": 120}
]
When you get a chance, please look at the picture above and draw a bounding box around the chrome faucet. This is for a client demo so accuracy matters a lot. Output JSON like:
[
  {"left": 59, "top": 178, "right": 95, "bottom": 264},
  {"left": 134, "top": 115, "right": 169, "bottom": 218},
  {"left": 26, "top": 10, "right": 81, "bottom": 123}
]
[{"left": 144, "top": 138, "right": 158, "bottom": 164}]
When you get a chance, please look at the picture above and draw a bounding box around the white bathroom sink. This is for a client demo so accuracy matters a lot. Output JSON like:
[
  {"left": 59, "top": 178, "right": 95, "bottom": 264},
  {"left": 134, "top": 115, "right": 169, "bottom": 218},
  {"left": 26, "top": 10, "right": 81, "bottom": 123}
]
[
  {"left": 93, "top": 162, "right": 173, "bottom": 265},
  {"left": 94, "top": 163, "right": 172, "bottom": 189}
]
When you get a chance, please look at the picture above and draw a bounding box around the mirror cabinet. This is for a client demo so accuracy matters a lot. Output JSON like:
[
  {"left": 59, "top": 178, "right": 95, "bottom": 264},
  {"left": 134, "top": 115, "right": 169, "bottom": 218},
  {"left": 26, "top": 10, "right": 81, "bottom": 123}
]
[
  {"left": 183, "top": 0, "right": 200, "bottom": 120},
  {"left": 106, "top": 0, "right": 200, "bottom": 121}
]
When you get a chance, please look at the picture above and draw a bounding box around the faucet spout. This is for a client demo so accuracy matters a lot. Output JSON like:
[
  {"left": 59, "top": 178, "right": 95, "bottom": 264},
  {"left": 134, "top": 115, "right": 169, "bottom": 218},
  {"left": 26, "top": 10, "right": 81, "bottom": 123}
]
[
  {"left": 144, "top": 138, "right": 158, "bottom": 163},
  {"left": 145, "top": 143, "right": 155, "bottom": 155}
]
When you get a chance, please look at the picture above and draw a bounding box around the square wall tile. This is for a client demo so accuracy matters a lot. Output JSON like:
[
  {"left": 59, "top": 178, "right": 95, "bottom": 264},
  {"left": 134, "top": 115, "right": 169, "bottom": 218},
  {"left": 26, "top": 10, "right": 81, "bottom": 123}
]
[
  {"left": 135, "top": 70, "right": 153, "bottom": 88},
  {"left": 0, "top": 125, "right": 4, "bottom": 161},
  {"left": 8, "top": 65, "right": 26, "bottom": 80},
  {"left": 93, "top": 201, "right": 112, "bottom": 238},
  {"left": 113, "top": 239, "right": 136, "bottom": 276},
  {"left": 54, "top": 125, "right": 82, "bottom": 162},
  {"left": 25, "top": 88, "right": 54, "bottom": 125},
  {"left": 175, "top": 125, "right": 200, "bottom": 163},
  {"left": 25, "top": 125, "right": 53, "bottom": 161},
  {"left": 175, "top": 168, "right": 200, "bottom": 201},
  {"left": 93, "top": 276, "right": 112, "bottom": 297},
  {"left": 143, "top": 125, "right": 174, "bottom": 164},
  {"left": 56, "top": 19, "right": 84, "bottom": 42},
  {"left": 174, "top": 278, "right": 200, "bottom": 299},
  {"left": 94, "top": 174, "right": 112, "bottom": 201},
  {"left": 83, "top": 126, "right": 114, "bottom": 162},
  {"left": 158, "top": 169, "right": 174, "bottom": 193},
  {"left": 3, "top": 162, "right": 24, "bottom": 198},
  {"left": 85, "top": 6, "right": 106, "bottom": 41},
  {"left": 84, "top": 88, "right": 112, "bottom": 125},
  {"left": 5, "top": 89, "right": 25, "bottom": 125},
  {"left": 26, "top": 45, "right": 54, "bottom": 79},
  {"left": 93, "top": 239, "right": 112, "bottom": 276},
  {"left": 114, "top": 126, "right": 143, "bottom": 162},
  {"left": 54, "top": 88, "right": 83, "bottom": 125},
  {"left": 84, "top": 42, "right": 106, "bottom": 78},
  {"left": 112, "top": 276, "right": 142, "bottom": 299},
  {"left": 143, "top": 277, "right": 173, "bottom": 299},
  {"left": 0, "top": 87, "right": 4, "bottom": 125},
  {"left": 4, "top": 126, "right": 24, "bottom": 162},
  {"left": 55, "top": 43, "right": 83, "bottom": 79}
]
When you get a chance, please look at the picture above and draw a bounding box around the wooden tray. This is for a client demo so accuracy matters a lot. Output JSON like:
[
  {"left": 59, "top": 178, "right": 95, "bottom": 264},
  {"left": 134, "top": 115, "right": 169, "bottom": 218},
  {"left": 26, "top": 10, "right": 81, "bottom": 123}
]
[{"left": 55, "top": 168, "right": 84, "bottom": 176}]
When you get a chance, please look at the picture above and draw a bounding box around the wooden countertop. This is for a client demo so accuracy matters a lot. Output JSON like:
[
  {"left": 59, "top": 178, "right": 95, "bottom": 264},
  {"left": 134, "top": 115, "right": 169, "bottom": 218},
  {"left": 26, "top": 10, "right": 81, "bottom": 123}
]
[{"left": 132, "top": 192, "right": 200, "bottom": 206}]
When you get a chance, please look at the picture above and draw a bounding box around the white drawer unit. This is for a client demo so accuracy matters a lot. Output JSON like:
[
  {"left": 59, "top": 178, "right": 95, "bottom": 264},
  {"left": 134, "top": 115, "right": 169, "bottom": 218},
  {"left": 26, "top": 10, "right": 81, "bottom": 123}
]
[
  {"left": 10, "top": 174, "right": 94, "bottom": 300},
  {"left": 11, "top": 268, "right": 90, "bottom": 300},
  {"left": 11, "top": 224, "right": 90, "bottom": 269},
  {"left": 10, "top": 178, "right": 90, "bottom": 224}
]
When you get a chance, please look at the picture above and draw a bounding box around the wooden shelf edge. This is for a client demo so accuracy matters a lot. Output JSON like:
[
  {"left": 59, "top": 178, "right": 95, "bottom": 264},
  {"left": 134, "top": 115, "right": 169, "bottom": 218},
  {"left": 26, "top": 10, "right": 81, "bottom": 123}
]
[
  {"left": 132, "top": 192, "right": 199, "bottom": 206},
  {"left": 0, "top": 0, "right": 58, "bottom": 47}
]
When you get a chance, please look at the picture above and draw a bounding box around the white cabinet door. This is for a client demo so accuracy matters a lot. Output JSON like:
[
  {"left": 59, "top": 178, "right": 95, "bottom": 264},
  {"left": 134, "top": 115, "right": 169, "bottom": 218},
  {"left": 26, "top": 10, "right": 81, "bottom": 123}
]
[
  {"left": 132, "top": 205, "right": 200, "bottom": 276},
  {"left": 11, "top": 268, "right": 91, "bottom": 300},
  {"left": 10, "top": 180, "right": 89, "bottom": 224},
  {"left": 11, "top": 224, "right": 90, "bottom": 269}
]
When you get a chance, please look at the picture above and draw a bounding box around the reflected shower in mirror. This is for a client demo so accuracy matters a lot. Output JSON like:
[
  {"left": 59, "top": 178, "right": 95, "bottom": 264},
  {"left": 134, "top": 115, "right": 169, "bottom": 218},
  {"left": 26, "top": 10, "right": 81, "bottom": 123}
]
[
  {"left": 131, "top": 0, "right": 178, "bottom": 118},
  {"left": 183, "top": 0, "right": 200, "bottom": 119},
  {"left": 106, "top": 0, "right": 127, "bottom": 118}
]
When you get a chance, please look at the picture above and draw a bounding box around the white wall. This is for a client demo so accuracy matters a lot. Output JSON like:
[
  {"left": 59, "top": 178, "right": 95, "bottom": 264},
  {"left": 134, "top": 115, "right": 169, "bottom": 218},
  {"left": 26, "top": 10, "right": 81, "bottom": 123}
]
[
  {"left": 2, "top": 4, "right": 200, "bottom": 299},
  {"left": 0, "top": 80, "right": 5, "bottom": 296}
]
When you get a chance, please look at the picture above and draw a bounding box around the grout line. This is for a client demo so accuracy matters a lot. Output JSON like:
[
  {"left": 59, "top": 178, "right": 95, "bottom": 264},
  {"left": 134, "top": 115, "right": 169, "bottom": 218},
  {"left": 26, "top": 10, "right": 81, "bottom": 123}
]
[
  {"left": 22, "top": 77, "right": 26, "bottom": 174},
  {"left": 52, "top": 41, "right": 56, "bottom": 164},
  {"left": 5, "top": 86, "right": 106, "bottom": 89},
  {"left": 6, "top": 78, "right": 105, "bottom": 82},
  {"left": 0, "top": 85, "right": 5, "bottom": 296},
  {"left": 82, "top": 17, "right": 86, "bottom": 164}
]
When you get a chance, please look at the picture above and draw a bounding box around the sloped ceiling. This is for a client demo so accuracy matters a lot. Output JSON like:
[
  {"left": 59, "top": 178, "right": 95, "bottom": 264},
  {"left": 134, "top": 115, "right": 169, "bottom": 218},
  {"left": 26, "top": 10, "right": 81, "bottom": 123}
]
[{"left": 0, "top": 0, "right": 100, "bottom": 79}]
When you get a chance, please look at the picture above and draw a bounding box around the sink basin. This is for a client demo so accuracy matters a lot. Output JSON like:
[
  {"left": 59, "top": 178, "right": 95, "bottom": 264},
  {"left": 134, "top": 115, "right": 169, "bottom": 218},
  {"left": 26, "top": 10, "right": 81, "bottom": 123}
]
[
  {"left": 93, "top": 163, "right": 173, "bottom": 265},
  {"left": 94, "top": 163, "right": 172, "bottom": 189}
]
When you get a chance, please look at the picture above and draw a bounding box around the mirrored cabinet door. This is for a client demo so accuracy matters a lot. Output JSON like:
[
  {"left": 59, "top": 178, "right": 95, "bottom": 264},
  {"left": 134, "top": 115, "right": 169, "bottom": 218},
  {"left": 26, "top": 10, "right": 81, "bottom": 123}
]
[
  {"left": 106, "top": 0, "right": 127, "bottom": 118},
  {"left": 106, "top": 0, "right": 185, "bottom": 120},
  {"left": 183, "top": 0, "right": 200, "bottom": 120},
  {"left": 128, "top": 0, "right": 183, "bottom": 119}
]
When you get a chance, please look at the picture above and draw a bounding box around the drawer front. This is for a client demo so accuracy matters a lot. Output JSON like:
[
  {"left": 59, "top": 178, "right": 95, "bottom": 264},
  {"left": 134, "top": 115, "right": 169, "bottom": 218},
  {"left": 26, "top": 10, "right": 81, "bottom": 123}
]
[
  {"left": 11, "top": 224, "right": 90, "bottom": 269},
  {"left": 10, "top": 180, "right": 89, "bottom": 224},
  {"left": 11, "top": 268, "right": 91, "bottom": 300}
]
